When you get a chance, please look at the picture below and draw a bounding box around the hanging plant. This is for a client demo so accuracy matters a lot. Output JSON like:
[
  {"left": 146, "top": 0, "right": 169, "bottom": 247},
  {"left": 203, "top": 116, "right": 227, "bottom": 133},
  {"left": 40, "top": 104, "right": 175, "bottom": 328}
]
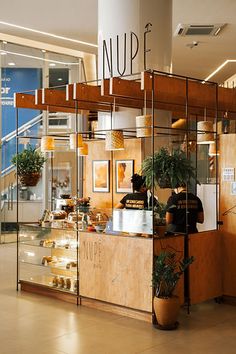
[
  {"left": 11, "top": 145, "right": 47, "bottom": 186},
  {"left": 141, "top": 147, "right": 197, "bottom": 189}
]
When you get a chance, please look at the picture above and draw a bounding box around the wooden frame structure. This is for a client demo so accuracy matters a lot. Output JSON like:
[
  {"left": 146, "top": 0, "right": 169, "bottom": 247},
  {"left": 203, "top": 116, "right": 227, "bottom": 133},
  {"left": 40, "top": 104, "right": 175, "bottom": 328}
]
[{"left": 14, "top": 70, "right": 236, "bottom": 322}]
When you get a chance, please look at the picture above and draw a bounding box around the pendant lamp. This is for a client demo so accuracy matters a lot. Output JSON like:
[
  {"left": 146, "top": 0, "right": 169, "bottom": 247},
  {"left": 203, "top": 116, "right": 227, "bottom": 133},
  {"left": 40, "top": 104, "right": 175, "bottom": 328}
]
[
  {"left": 105, "top": 130, "right": 124, "bottom": 151},
  {"left": 136, "top": 114, "right": 152, "bottom": 138},
  {"left": 78, "top": 142, "right": 88, "bottom": 156},
  {"left": 136, "top": 90, "right": 152, "bottom": 137},
  {"left": 105, "top": 98, "right": 124, "bottom": 151},
  {"left": 197, "top": 109, "right": 214, "bottom": 144},
  {"left": 208, "top": 142, "right": 219, "bottom": 156},
  {"left": 41, "top": 136, "right": 55, "bottom": 152},
  {"left": 69, "top": 133, "right": 83, "bottom": 149}
]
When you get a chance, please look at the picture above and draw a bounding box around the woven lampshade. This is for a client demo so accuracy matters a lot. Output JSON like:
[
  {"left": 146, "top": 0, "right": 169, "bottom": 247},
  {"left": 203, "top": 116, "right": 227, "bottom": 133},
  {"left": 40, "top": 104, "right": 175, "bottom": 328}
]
[
  {"left": 41, "top": 136, "right": 55, "bottom": 152},
  {"left": 197, "top": 121, "right": 214, "bottom": 144},
  {"left": 209, "top": 142, "right": 219, "bottom": 156},
  {"left": 69, "top": 133, "right": 83, "bottom": 149},
  {"left": 136, "top": 115, "right": 152, "bottom": 137},
  {"left": 105, "top": 130, "right": 124, "bottom": 151},
  {"left": 78, "top": 142, "right": 88, "bottom": 156}
]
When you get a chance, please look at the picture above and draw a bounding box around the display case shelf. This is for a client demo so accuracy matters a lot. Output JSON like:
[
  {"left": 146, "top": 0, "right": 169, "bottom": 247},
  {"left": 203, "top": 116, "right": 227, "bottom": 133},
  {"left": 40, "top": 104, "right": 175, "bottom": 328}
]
[{"left": 19, "top": 224, "right": 79, "bottom": 296}]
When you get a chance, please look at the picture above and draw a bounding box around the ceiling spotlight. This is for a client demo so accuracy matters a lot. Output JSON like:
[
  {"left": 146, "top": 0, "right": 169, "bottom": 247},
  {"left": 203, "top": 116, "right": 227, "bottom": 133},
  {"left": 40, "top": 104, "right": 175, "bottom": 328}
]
[
  {"left": 8, "top": 62, "right": 15, "bottom": 66},
  {"left": 57, "top": 78, "right": 63, "bottom": 81},
  {"left": 49, "top": 63, "right": 56, "bottom": 67},
  {"left": 2, "top": 41, "right": 7, "bottom": 44},
  {"left": 186, "top": 41, "right": 199, "bottom": 49},
  {"left": 41, "top": 49, "right": 46, "bottom": 53}
]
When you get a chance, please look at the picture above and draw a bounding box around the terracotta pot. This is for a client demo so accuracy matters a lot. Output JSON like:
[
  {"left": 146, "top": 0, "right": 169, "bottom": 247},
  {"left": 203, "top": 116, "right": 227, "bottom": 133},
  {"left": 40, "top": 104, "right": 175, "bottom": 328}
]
[
  {"left": 153, "top": 296, "right": 180, "bottom": 327},
  {"left": 19, "top": 173, "right": 41, "bottom": 186}
]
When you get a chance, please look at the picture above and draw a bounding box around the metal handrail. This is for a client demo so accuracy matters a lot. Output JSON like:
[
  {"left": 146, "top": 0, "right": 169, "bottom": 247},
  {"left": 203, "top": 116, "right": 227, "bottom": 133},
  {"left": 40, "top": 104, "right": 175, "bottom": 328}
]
[{"left": 1, "top": 113, "right": 43, "bottom": 143}]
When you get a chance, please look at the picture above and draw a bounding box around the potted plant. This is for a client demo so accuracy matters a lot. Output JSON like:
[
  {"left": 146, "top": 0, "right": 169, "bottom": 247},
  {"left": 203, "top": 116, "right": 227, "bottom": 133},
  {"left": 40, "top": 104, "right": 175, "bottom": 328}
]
[
  {"left": 11, "top": 145, "right": 47, "bottom": 186},
  {"left": 141, "top": 147, "right": 197, "bottom": 189},
  {"left": 153, "top": 251, "right": 194, "bottom": 329}
]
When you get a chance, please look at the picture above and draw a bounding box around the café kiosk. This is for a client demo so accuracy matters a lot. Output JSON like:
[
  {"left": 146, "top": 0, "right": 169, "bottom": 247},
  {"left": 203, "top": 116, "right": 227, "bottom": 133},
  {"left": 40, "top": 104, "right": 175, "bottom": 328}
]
[{"left": 15, "top": 70, "right": 236, "bottom": 322}]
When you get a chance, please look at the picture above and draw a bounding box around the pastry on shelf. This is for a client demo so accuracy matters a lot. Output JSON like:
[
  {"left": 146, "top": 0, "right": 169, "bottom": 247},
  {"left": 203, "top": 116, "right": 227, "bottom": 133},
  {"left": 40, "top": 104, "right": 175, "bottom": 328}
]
[
  {"left": 52, "top": 276, "right": 59, "bottom": 287},
  {"left": 66, "top": 261, "right": 77, "bottom": 269},
  {"left": 49, "top": 210, "right": 67, "bottom": 220},
  {"left": 58, "top": 277, "right": 65, "bottom": 288},
  {"left": 65, "top": 278, "right": 71, "bottom": 290},
  {"left": 41, "top": 255, "right": 57, "bottom": 266},
  {"left": 39, "top": 239, "right": 56, "bottom": 248}
]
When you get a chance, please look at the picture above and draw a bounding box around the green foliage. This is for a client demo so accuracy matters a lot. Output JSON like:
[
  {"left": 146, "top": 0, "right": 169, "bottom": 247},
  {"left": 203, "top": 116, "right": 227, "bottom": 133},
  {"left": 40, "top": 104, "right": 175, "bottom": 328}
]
[
  {"left": 142, "top": 147, "right": 197, "bottom": 189},
  {"left": 153, "top": 251, "right": 194, "bottom": 298},
  {"left": 154, "top": 202, "right": 167, "bottom": 219},
  {"left": 11, "top": 145, "right": 47, "bottom": 176}
]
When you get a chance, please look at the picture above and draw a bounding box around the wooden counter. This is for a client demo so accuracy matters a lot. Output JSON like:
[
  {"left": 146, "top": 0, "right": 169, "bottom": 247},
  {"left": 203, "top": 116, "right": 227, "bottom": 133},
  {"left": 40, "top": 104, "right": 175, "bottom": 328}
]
[{"left": 79, "top": 232, "right": 153, "bottom": 322}]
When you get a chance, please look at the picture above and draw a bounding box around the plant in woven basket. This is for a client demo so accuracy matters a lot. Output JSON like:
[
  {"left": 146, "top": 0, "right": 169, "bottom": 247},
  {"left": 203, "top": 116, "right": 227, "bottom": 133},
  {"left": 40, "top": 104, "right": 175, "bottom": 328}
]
[
  {"left": 11, "top": 145, "right": 47, "bottom": 186},
  {"left": 141, "top": 147, "right": 197, "bottom": 189}
]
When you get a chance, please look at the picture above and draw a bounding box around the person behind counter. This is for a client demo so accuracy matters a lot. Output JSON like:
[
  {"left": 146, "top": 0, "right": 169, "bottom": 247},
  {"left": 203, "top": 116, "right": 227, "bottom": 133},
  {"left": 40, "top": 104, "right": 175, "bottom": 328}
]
[
  {"left": 115, "top": 173, "right": 158, "bottom": 210},
  {"left": 165, "top": 184, "right": 204, "bottom": 234}
]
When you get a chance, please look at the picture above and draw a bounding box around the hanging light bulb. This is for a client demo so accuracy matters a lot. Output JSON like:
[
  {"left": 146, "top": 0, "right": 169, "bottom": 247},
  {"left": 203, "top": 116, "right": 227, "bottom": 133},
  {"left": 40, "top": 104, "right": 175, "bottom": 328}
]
[
  {"left": 69, "top": 133, "right": 83, "bottom": 149},
  {"left": 208, "top": 142, "right": 219, "bottom": 156},
  {"left": 78, "top": 142, "right": 88, "bottom": 156},
  {"left": 41, "top": 136, "right": 55, "bottom": 152},
  {"left": 136, "top": 115, "right": 152, "bottom": 138},
  {"left": 197, "top": 108, "right": 214, "bottom": 144},
  {"left": 105, "top": 130, "right": 124, "bottom": 151},
  {"left": 136, "top": 90, "right": 152, "bottom": 137},
  {"left": 105, "top": 98, "right": 124, "bottom": 151}
]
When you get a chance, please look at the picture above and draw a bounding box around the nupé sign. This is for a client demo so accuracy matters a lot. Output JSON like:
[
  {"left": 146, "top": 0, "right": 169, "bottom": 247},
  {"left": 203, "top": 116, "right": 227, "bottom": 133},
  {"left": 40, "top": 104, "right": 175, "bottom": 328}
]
[{"left": 102, "top": 23, "right": 152, "bottom": 78}]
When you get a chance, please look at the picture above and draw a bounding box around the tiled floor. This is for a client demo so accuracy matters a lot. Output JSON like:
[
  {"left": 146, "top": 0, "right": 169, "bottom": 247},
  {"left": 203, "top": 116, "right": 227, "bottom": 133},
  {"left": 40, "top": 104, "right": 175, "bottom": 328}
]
[{"left": 0, "top": 242, "right": 236, "bottom": 354}]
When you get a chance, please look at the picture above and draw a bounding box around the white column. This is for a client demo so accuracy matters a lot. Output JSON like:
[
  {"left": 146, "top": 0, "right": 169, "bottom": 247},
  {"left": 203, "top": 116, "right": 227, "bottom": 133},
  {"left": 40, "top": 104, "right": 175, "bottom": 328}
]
[
  {"left": 97, "top": 0, "right": 172, "bottom": 136},
  {"left": 98, "top": 0, "right": 172, "bottom": 77}
]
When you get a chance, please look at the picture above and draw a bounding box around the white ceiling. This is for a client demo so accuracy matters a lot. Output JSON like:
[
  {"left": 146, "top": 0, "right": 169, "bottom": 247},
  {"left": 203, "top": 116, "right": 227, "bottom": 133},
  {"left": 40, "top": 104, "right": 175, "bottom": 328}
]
[{"left": 0, "top": 0, "right": 236, "bottom": 83}]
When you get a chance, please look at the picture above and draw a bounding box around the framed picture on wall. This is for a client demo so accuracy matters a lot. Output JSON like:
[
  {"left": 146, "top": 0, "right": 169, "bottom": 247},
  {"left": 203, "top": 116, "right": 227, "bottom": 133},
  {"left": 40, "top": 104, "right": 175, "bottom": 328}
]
[
  {"left": 115, "top": 160, "right": 134, "bottom": 193},
  {"left": 92, "top": 160, "right": 110, "bottom": 192}
]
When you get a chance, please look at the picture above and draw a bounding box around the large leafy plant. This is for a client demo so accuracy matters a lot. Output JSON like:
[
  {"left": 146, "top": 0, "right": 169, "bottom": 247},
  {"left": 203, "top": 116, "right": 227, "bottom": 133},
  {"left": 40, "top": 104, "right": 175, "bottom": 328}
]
[
  {"left": 142, "top": 147, "right": 197, "bottom": 189},
  {"left": 153, "top": 251, "right": 194, "bottom": 298},
  {"left": 11, "top": 145, "right": 47, "bottom": 176}
]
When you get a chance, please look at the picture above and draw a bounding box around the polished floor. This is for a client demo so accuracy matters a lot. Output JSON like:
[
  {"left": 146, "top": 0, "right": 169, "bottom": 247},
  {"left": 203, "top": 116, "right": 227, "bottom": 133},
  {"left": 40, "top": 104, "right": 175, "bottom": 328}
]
[{"left": 0, "top": 242, "right": 236, "bottom": 354}]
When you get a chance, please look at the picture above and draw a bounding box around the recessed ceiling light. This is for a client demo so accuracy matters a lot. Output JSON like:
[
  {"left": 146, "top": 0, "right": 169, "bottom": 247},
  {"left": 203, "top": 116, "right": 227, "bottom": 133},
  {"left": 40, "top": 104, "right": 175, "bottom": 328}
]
[
  {"left": 8, "top": 62, "right": 15, "bottom": 66},
  {"left": 1, "top": 49, "right": 80, "bottom": 66},
  {"left": 204, "top": 60, "right": 235, "bottom": 82},
  {"left": 57, "top": 78, "right": 63, "bottom": 81},
  {"left": 49, "top": 63, "right": 56, "bottom": 67},
  {"left": 0, "top": 21, "right": 98, "bottom": 48},
  {"left": 3, "top": 41, "right": 7, "bottom": 44},
  {"left": 41, "top": 49, "right": 46, "bottom": 53}
]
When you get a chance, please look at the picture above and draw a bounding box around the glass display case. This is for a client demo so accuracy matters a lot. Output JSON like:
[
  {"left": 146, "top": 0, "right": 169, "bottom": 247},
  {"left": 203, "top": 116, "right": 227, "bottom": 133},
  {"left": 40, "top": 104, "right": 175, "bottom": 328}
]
[{"left": 19, "top": 224, "right": 78, "bottom": 296}]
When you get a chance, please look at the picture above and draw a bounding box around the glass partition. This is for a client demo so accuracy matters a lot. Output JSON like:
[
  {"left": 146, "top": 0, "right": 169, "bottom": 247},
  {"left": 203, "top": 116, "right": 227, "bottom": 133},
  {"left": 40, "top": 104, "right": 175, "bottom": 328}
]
[{"left": 0, "top": 41, "right": 83, "bottom": 237}]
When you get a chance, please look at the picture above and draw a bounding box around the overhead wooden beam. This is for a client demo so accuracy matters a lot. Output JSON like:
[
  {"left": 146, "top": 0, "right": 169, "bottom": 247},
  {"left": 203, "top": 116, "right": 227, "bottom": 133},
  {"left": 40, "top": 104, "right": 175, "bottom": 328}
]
[
  {"left": 15, "top": 71, "right": 236, "bottom": 118},
  {"left": 14, "top": 93, "right": 77, "bottom": 113},
  {"left": 141, "top": 71, "right": 217, "bottom": 110},
  {"left": 38, "top": 88, "right": 112, "bottom": 112},
  {"left": 73, "top": 82, "right": 143, "bottom": 109},
  {"left": 110, "top": 77, "right": 143, "bottom": 100}
]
